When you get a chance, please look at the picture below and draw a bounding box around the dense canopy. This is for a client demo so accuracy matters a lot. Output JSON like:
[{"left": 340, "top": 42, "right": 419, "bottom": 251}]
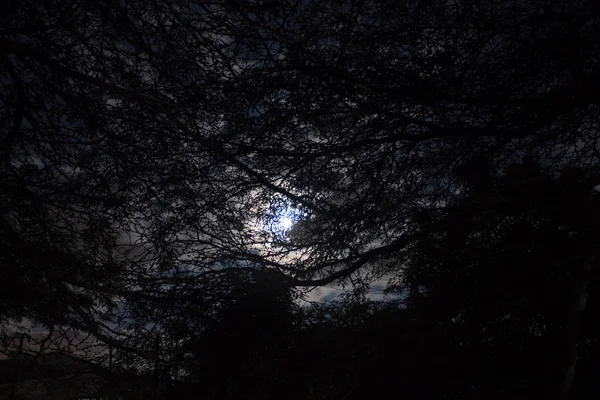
[{"left": 1, "top": 1, "right": 600, "bottom": 399}]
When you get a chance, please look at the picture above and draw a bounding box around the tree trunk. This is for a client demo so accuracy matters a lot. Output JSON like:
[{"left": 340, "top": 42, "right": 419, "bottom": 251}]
[
  {"left": 9, "top": 334, "right": 25, "bottom": 400},
  {"left": 557, "top": 255, "right": 595, "bottom": 400}
]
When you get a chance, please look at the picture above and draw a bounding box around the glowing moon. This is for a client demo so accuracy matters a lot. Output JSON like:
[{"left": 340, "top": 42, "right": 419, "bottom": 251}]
[{"left": 281, "top": 217, "right": 293, "bottom": 229}]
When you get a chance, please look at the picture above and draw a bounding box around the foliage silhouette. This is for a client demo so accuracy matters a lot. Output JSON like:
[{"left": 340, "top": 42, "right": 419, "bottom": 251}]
[{"left": 1, "top": 1, "right": 600, "bottom": 399}]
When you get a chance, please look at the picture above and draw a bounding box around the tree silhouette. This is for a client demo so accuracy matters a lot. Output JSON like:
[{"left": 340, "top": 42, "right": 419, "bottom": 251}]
[
  {"left": 393, "top": 162, "right": 600, "bottom": 399},
  {"left": 1, "top": 1, "right": 600, "bottom": 399}
]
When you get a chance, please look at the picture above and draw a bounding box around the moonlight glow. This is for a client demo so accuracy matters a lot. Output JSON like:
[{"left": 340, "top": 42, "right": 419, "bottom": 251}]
[
  {"left": 281, "top": 217, "right": 293, "bottom": 229},
  {"left": 259, "top": 195, "right": 304, "bottom": 234},
  {"left": 265, "top": 204, "right": 303, "bottom": 233}
]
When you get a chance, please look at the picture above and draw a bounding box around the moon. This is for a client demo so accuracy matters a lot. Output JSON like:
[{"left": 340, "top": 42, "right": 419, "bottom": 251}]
[{"left": 281, "top": 216, "right": 293, "bottom": 229}]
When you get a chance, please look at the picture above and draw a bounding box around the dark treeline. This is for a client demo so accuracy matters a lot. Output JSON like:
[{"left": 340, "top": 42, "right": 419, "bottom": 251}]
[{"left": 1, "top": 0, "right": 600, "bottom": 399}]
